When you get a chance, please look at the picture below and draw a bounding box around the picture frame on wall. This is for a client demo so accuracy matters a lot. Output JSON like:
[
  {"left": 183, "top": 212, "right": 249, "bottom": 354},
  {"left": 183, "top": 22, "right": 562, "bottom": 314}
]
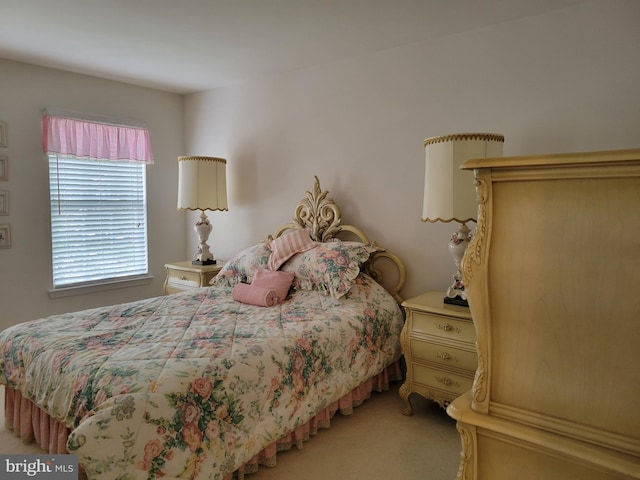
[
  {"left": 0, "top": 224, "right": 10, "bottom": 248},
  {"left": 0, "top": 190, "right": 8, "bottom": 215},
  {"left": 0, "top": 122, "right": 6, "bottom": 147},
  {"left": 0, "top": 155, "right": 7, "bottom": 181}
]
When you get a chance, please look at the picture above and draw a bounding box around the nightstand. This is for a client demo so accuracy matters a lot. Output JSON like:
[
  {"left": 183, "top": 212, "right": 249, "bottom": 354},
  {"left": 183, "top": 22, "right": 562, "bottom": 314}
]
[
  {"left": 399, "top": 291, "right": 476, "bottom": 414},
  {"left": 163, "top": 261, "right": 224, "bottom": 294}
]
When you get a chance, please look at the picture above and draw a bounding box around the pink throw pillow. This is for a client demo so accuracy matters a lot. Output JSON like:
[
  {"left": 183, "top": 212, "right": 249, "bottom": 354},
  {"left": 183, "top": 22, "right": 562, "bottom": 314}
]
[
  {"left": 232, "top": 283, "right": 278, "bottom": 307},
  {"left": 251, "top": 268, "right": 295, "bottom": 303},
  {"left": 267, "top": 228, "right": 316, "bottom": 270}
]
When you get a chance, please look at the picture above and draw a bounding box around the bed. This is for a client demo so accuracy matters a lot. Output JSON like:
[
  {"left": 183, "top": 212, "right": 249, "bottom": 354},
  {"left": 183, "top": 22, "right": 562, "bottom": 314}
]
[{"left": 0, "top": 176, "right": 406, "bottom": 480}]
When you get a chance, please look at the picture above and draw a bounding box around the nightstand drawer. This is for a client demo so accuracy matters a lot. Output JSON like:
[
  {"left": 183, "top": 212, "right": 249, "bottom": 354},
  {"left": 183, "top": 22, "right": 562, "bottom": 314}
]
[
  {"left": 412, "top": 364, "right": 473, "bottom": 397},
  {"left": 167, "top": 272, "right": 200, "bottom": 289},
  {"left": 164, "top": 261, "right": 224, "bottom": 295},
  {"left": 410, "top": 339, "right": 477, "bottom": 372},
  {"left": 411, "top": 311, "right": 475, "bottom": 343}
]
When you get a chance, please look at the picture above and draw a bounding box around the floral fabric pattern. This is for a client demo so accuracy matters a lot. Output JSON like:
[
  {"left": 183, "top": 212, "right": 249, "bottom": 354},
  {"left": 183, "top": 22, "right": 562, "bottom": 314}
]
[
  {"left": 0, "top": 274, "right": 403, "bottom": 480},
  {"left": 281, "top": 240, "right": 379, "bottom": 299},
  {"left": 210, "top": 242, "right": 272, "bottom": 287}
]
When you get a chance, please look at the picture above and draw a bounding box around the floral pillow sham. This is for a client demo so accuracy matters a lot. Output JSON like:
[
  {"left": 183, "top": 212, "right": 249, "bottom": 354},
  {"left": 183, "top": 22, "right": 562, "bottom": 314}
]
[
  {"left": 281, "top": 240, "right": 380, "bottom": 299},
  {"left": 211, "top": 242, "right": 271, "bottom": 286}
]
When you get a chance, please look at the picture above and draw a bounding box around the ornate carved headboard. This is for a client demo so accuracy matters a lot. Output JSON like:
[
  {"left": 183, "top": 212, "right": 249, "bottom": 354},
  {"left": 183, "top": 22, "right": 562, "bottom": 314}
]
[{"left": 269, "top": 176, "right": 406, "bottom": 303}]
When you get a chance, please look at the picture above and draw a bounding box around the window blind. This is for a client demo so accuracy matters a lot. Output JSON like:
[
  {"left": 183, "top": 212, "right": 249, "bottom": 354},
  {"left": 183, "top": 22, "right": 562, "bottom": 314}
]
[{"left": 48, "top": 154, "right": 149, "bottom": 288}]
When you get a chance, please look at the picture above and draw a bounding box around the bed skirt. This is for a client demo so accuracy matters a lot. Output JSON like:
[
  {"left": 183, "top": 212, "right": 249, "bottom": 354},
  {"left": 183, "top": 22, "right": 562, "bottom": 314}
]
[{"left": 3, "top": 360, "right": 402, "bottom": 478}]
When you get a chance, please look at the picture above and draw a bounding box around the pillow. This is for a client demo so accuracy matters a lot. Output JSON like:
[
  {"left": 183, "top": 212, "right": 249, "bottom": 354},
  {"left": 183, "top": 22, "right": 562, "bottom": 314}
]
[
  {"left": 232, "top": 283, "right": 278, "bottom": 307},
  {"left": 251, "top": 268, "right": 295, "bottom": 303},
  {"left": 281, "top": 240, "right": 380, "bottom": 299},
  {"left": 267, "top": 228, "right": 317, "bottom": 270},
  {"left": 211, "top": 242, "right": 271, "bottom": 287}
]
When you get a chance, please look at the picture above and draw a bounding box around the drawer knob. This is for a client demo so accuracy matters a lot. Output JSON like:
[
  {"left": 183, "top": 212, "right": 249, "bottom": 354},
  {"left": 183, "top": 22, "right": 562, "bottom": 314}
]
[
  {"left": 437, "top": 351, "right": 457, "bottom": 362},
  {"left": 436, "top": 376, "right": 460, "bottom": 387},
  {"left": 436, "top": 322, "right": 461, "bottom": 333},
  {"left": 180, "top": 276, "right": 187, "bottom": 280}
]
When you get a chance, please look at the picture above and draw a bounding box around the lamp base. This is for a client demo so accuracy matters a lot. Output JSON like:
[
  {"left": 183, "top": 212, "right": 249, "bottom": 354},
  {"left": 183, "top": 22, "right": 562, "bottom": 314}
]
[
  {"left": 192, "top": 210, "right": 217, "bottom": 266},
  {"left": 444, "top": 222, "right": 473, "bottom": 309},
  {"left": 443, "top": 295, "right": 469, "bottom": 307},
  {"left": 192, "top": 259, "right": 217, "bottom": 266}
]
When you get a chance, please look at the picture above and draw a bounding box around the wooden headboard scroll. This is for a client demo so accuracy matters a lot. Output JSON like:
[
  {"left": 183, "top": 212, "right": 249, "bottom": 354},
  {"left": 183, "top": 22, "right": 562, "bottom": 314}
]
[{"left": 270, "top": 176, "right": 406, "bottom": 303}]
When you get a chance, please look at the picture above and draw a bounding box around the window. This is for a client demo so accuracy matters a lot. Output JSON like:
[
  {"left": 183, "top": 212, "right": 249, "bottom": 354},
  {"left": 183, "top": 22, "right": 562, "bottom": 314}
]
[
  {"left": 43, "top": 113, "right": 154, "bottom": 290},
  {"left": 48, "top": 155, "right": 149, "bottom": 288}
]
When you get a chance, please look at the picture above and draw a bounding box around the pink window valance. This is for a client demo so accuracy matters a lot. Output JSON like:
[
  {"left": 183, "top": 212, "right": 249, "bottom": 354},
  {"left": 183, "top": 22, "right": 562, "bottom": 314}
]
[{"left": 43, "top": 114, "right": 154, "bottom": 163}]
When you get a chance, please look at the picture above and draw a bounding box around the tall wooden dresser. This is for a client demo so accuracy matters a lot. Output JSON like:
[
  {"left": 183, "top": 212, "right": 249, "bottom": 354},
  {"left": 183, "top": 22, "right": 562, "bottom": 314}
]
[{"left": 447, "top": 149, "right": 640, "bottom": 479}]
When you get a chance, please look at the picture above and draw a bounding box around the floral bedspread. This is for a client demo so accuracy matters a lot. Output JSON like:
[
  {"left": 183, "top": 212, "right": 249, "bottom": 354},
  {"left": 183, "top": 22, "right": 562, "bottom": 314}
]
[{"left": 0, "top": 274, "right": 403, "bottom": 480}]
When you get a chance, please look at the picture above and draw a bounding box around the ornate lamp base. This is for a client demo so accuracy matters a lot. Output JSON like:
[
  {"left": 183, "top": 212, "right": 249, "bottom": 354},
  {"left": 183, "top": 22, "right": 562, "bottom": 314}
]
[
  {"left": 444, "top": 294, "right": 469, "bottom": 307},
  {"left": 192, "top": 210, "right": 217, "bottom": 265},
  {"left": 444, "top": 222, "right": 473, "bottom": 307},
  {"left": 192, "top": 258, "right": 217, "bottom": 266}
]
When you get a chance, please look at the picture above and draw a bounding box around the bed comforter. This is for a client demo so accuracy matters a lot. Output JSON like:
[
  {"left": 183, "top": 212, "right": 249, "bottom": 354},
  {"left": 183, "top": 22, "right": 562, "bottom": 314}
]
[{"left": 0, "top": 273, "right": 403, "bottom": 480}]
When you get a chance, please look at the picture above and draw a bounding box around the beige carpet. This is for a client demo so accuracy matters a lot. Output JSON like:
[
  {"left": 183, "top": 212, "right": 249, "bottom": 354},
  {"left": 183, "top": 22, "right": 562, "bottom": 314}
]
[{"left": 0, "top": 383, "right": 461, "bottom": 479}]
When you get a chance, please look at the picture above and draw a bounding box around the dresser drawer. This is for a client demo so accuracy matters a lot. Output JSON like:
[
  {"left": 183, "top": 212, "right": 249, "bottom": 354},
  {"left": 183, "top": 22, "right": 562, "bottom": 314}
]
[
  {"left": 410, "top": 338, "right": 477, "bottom": 372},
  {"left": 164, "top": 261, "right": 224, "bottom": 295},
  {"left": 167, "top": 270, "right": 201, "bottom": 288},
  {"left": 412, "top": 364, "right": 474, "bottom": 397},
  {"left": 411, "top": 311, "right": 475, "bottom": 343}
]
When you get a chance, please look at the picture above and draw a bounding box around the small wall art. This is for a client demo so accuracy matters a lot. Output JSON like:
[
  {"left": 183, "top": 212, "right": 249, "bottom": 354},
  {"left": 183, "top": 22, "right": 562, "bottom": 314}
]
[
  {"left": 0, "top": 122, "right": 6, "bottom": 147},
  {"left": 0, "top": 156, "right": 7, "bottom": 181},
  {"left": 0, "top": 224, "right": 10, "bottom": 248},
  {"left": 0, "top": 190, "right": 8, "bottom": 215}
]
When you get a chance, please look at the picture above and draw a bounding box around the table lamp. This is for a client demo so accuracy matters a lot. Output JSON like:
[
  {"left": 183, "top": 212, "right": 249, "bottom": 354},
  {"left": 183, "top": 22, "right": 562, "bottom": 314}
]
[
  {"left": 422, "top": 133, "right": 504, "bottom": 306},
  {"left": 177, "top": 156, "right": 228, "bottom": 265}
]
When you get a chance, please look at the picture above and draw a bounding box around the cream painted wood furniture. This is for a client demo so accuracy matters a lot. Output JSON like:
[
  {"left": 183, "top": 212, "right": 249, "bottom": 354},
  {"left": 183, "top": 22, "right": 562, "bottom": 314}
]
[
  {"left": 400, "top": 291, "right": 476, "bottom": 413},
  {"left": 163, "top": 261, "right": 223, "bottom": 294},
  {"left": 447, "top": 149, "right": 640, "bottom": 479}
]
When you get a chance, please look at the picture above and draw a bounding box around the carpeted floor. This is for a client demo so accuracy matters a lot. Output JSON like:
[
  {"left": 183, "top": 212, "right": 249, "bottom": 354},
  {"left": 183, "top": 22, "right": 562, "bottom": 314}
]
[{"left": 0, "top": 383, "right": 461, "bottom": 479}]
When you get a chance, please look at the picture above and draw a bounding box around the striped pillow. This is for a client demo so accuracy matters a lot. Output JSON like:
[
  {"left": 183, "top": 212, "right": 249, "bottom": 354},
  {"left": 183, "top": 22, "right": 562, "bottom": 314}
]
[{"left": 267, "top": 228, "right": 316, "bottom": 270}]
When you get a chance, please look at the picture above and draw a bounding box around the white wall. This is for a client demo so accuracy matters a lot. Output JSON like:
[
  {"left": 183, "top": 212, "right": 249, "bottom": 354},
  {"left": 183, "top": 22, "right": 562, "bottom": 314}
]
[
  {"left": 1, "top": 0, "right": 637, "bottom": 330},
  {"left": 0, "top": 59, "right": 186, "bottom": 329},
  {"left": 184, "top": 0, "right": 640, "bottom": 300}
]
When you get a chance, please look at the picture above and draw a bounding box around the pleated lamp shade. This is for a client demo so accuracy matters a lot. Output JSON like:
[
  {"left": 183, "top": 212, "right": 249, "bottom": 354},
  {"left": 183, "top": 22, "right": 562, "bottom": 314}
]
[
  {"left": 422, "top": 133, "right": 504, "bottom": 224},
  {"left": 177, "top": 156, "right": 228, "bottom": 211}
]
